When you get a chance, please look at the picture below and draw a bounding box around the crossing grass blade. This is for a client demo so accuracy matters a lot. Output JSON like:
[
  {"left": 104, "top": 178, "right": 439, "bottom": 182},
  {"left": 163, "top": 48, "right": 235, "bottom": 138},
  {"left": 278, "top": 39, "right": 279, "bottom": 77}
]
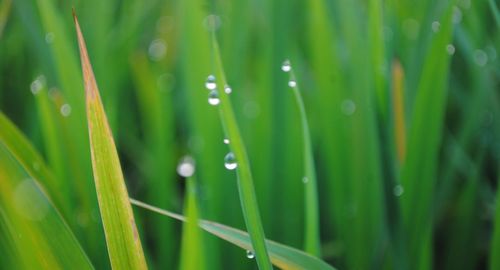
[
  {"left": 130, "top": 199, "right": 336, "bottom": 270},
  {"left": 491, "top": 174, "right": 500, "bottom": 269},
  {"left": 73, "top": 11, "right": 147, "bottom": 269},
  {"left": 211, "top": 33, "right": 272, "bottom": 270}
]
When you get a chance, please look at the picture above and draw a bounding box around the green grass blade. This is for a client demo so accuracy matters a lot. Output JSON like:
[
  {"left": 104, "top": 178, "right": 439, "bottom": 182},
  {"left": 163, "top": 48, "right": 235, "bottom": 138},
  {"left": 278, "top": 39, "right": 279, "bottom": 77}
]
[
  {"left": 0, "top": 112, "right": 64, "bottom": 209},
  {"left": 285, "top": 62, "right": 321, "bottom": 256},
  {"left": 400, "top": 2, "right": 456, "bottom": 269},
  {"left": 0, "top": 144, "right": 93, "bottom": 269},
  {"left": 130, "top": 199, "right": 336, "bottom": 270},
  {"left": 179, "top": 176, "right": 205, "bottom": 270},
  {"left": 211, "top": 33, "right": 272, "bottom": 269},
  {"left": 73, "top": 11, "right": 147, "bottom": 269}
]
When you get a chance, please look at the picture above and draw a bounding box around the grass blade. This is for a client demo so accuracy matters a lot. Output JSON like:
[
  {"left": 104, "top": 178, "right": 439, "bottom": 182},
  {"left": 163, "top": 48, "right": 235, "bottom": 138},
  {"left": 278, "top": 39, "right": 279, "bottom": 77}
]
[
  {"left": 211, "top": 33, "right": 272, "bottom": 269},
  {"left": 284, "top": 61, "right": 321, "bottom": 256},
  {"left": 179, "top": 175, "right": 205, "bottom": 270},
  {"left": 130, "top": 199, "right": 336, "bottom": 270},
  {"left": 73, "top": 11, "right": 147, "bottom": 269},
  {"left": 0, "top": 143, "right": 93, "bottom": 269}
]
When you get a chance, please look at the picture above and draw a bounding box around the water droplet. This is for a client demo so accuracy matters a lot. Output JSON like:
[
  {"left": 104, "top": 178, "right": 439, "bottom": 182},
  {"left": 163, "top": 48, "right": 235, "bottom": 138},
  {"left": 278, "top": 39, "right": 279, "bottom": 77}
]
[
  {"left": 281, "top": 59, "right": 291, "bottom": 72},
  {"left": 224, "top": 152, "right": 237, "bottom": 170},
  {"left": 431, "top": 21, "right": 440, "bottom": 33},
  {"left": 393, "top": 185, "right": 404, "bottom": 197},
  {"left": 45, "top": 32, "right": 55, "bottom": 44},
  {"left": 14, "top": 179, "right": 50, "bottom": 221},
  {"left": 446, "top": 44, "right": 456, "bottom": 55},
  {"left": 452, "top": 6, "right": 462, "bottom": 24},
  {"left": 246, "top": 250, "right": 255, "bottom": 259},
  {"left": 203, "top": 14, "right": 221, "bottom": 31},
  {"left": 224, "top": 84, "right": 232, "bottom": 94},
  {"left": 288, "top": 79, "right": 297, "bottom": 88},
  {"left": 223, "top": 138, "right": 230, "bottom": 145},
  {"left": 208, "top": 90, "right": 220, "bottom": 106},
  {"left": 60, "top": 103, "right": 72, "bottom": 117},
  {"left": 302, "top": 177, "right": 309, "bottom": 184},
  {"left": 341, "top": 99, "right": 356, "bottom": 116},
  {"left": 205, "top": 75, "right": 216, "bottom": 90},
  {"left": 30, "top": 75, "right": 46, "bottom": 95},
  {"left": 402, "top": 18, "right": 419, "bottom": 40},
  {"left": 473, "top": 49, "right": 488, "bottom": 66},
  {"left": 148, "top": 39, "right": 167, "bottom": 61},
  {"left": 177, "top": 156, "right": 195, "bottom": 177}
]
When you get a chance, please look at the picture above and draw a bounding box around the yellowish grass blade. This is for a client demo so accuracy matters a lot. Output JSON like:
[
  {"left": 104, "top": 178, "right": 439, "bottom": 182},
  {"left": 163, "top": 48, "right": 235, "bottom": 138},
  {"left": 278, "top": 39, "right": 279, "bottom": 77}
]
[{"left": 73, "top": 10, "right": 147, "bottom": 269}]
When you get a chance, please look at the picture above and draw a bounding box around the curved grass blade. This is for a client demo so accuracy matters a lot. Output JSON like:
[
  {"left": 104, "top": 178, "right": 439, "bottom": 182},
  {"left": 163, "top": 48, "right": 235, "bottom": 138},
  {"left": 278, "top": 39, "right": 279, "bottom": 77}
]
[
  {"left": 210, "top": 33, "right": 272, "bottom": 269},
  {"left": 73, "top": 11, "right": 147, "bottom": 269},
  {"left": 0, "top": 143, "right": 93, "bottom": 269},
  {"left": 284, "top": 62, "right": 321, "bottom": 256},
  {"left": 130, "top": 199, "right": 336, "bottom": 270}
]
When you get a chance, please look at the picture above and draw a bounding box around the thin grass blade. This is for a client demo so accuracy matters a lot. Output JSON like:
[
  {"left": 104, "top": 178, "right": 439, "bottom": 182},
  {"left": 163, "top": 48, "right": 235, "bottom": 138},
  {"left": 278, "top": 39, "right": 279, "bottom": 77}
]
[
  {"left": 285, "top": 62, "right": 321, "bottom": 256},
  {"left": 130, "top": 199, "right": 336, "bottom": 270},
  {"left": 211, "top": 33, "right": 272, "bottom": 269}
]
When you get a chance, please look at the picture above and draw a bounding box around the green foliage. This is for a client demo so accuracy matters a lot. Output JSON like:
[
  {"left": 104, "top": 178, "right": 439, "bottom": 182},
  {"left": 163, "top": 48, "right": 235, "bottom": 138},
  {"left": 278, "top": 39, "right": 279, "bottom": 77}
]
[{"left": 0, "top": 0, "right": 498, "bottom": 269}]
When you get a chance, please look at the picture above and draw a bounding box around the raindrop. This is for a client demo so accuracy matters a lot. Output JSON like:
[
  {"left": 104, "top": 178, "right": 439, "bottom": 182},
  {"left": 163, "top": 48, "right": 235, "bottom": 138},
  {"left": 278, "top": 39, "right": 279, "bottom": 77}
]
[
  {"left": 32, "top": 162, "right": 40, "bottom": 171},
  {"left": 431, "top": 21, "right": 440, "bottom": 33},
  {"left": 14, "top": 179, "right": 50, "bottom": 221},
  {"left": 341, "top": 99, "right": 356, "bottom": 116},
  {"left": 246, "top": 250, "right": 255, "bottom": 259},
  {"left": 208, "top": 90, "right": 220, "bottom": 106},
  {"left": 302, "top": 177, "right": 309, "bottom": 184},
  {"left": 224, "top": 152, "right": 237, "bottom": 170},
  {"left": 60, "top": 103, "right": 72, "bottom": 117},
  {"left": 203, "top": 14, "right": 221, "bottom": 31},
  {"left": 393, "top": 185, "right": 404, "bottom": 197},
  {"left": 45, "top": 32, "right": 55, "bottom": 44},
  {"left": 474, "top": 50, "right": 488, "bottom": 66},
  {"left": 148, "top": 39, "right": 167, "bottom": 61},
  {"left": 452, "top": 6, "right": 462, "bottom": 24},
  {"left": 446, "top": 44, "right": 456, "bottom": 55},
  {"left": 281, "top": 59, "right": 291, "bottom": 72},
  {"left": 205, "top": 75, "right": 216, "bottom": 90},
  {"left": 223, "top": 138, "right": 230, "bottom": 145},
  {"left": 224, "top": 84, "right": 232, "bottom": 94},
  {"left": 288, "top": 79, "right": 297, "bottom": 88},
  {"left": 177, "top": 156, "right": 195, "bottom": 178},
  {"left": 30, "top": 75, "right": 46, "bottom": 95}
]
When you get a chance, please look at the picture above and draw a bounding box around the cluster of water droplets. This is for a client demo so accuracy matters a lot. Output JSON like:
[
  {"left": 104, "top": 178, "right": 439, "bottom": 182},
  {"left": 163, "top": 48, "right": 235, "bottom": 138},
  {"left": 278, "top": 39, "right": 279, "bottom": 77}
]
[
  {"left": 205, "top": 75, "right": 220, "bottom": 106},
  {"left": 281, "top": 59, "right": 298, "bottom": 88}
]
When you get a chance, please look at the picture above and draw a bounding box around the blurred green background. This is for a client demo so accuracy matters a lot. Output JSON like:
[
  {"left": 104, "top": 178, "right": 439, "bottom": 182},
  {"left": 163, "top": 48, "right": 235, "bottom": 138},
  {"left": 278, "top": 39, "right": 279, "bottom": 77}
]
[{"left": 0, "top": 0, "right": 499, "bottom": 269}]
